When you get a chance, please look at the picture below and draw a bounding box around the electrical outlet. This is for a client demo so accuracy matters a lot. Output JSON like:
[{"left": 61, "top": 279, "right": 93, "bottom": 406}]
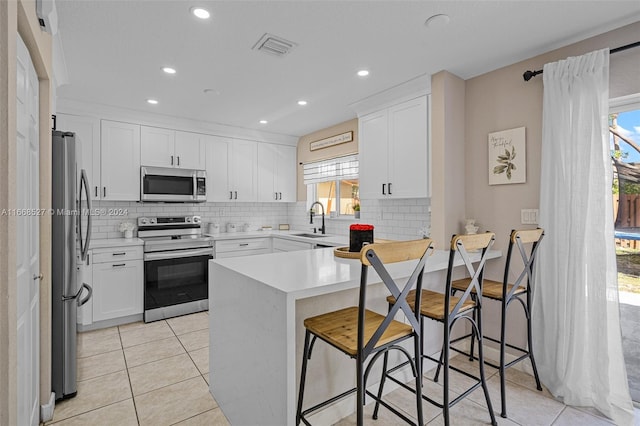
[{"left": 521, "top": 209, "right": 539, "bottom": 225}]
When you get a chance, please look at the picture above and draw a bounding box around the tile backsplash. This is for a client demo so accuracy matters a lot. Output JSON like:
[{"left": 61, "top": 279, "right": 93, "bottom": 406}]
[{"left": 92, "top": 198, "right": 430, "bottom": 242}]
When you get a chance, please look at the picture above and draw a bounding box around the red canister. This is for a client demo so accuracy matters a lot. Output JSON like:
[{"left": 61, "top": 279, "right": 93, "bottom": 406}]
[{"left": 349, "top": 224, "right": 374, "bottom": 252}]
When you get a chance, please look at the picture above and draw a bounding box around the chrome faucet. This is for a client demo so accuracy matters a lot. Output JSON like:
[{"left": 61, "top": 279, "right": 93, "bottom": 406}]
[{"left": 309, "top": 201, "right": 326, "bottom": 235}]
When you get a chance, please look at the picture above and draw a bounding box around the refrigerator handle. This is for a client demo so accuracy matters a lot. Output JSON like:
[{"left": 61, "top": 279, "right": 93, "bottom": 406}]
[
  {"left": 77, "top": 283, "right": 92, "bottom": 307},
  {"left": 79, "top": 169, "right": 92, "bottom": 261}
]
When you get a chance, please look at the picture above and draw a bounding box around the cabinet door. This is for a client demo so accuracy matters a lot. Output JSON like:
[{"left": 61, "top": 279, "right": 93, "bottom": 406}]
[
  {"left": 388, "top": 96, "right": 428, "bottom": 198},
  {"left": 275, "top": 145, "right": 297, "bottom": 202},
  {"left": 257, "top": 143, "right": 277, "bottom": 201},
  {"left": 229, "top": 139, "right": 257, "bottom": 201},
  {"left": 358, "top": 109, "right": 389, "bottom": 199},
  {"left": 92, "top": 261, "right": 143, "bottom": 321},
  {"left": 141, "top": 126, "right": 175, "bottom": 167},
  {"left": 100, "top": 120, "right": 141, "bottom": 201},
  {"left": 205, "top": 135, "right": 230, "bottom": 201},
  {"left": 56, "top": 114, "right": 101, "bottom": 199},
  {"left": 175, "top": 131, "right": 206, "bottom": 169}
]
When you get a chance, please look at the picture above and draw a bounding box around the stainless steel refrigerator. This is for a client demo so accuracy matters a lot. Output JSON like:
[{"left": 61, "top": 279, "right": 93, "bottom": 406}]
[{"left": 51, "top": 130, "right": 92, "bottom": 400}]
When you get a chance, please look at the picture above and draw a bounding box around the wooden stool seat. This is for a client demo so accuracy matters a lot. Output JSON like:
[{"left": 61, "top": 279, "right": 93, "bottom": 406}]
[
  {"left": 304, "top": 307, "right": 413, "bottom": 357},
  {"left": 387, "top": 289, "right": 475, "bottom": 321},
  {"left": 451, "top": 278, "right": 526, "bottom": 300}
]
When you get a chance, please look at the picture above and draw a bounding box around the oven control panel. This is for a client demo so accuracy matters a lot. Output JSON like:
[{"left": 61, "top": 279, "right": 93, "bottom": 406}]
[{"left": 138, "top": 216, "right": 201, "bottom": 227}]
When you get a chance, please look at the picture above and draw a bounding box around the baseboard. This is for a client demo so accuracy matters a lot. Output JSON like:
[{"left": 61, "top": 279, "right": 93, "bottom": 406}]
[{"left": 40, "top": 392, "right": 55, "bottom": 422}]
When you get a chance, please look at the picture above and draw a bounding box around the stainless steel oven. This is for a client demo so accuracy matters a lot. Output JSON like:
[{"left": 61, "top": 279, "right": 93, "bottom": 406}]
[{"left": 138, "top": 216, "right": 213, "bottom": 322}]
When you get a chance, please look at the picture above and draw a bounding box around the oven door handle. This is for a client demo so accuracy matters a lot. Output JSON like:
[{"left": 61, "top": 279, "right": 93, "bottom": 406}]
[{"left": 144, "top": 248, "right": 213, "bottom": 261}]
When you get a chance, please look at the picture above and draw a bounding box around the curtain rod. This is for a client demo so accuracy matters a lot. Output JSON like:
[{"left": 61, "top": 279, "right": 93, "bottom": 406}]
[{"left": 522, "top": 41, "right": 640, "bottom": 81}]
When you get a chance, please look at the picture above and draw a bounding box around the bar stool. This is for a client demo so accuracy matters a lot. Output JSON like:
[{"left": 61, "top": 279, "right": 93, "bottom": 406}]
[
  {"left": 450, "top": 228, "right": 544, "bottom": 418},
  {"left": 383, "top": 233, "right": 497, "bottom": 426},
  {"left": 296, "top": 239, "right": 433, "bottom": 426}
]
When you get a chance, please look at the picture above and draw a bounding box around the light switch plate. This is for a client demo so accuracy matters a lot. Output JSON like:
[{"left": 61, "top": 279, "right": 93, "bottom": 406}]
[{"left": 521, "top": 209, "right": 539, "bottom": 225}]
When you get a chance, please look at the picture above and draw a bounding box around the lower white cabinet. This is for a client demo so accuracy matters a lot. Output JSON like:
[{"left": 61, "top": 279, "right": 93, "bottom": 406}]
[
  {"left": 215, "top": 238, "right": 271, "bottom": 258},
  {"left": 91, "top": 246, "right": 143, "bottom": 322},
  {"left": 272, "top": 238, "right": 313, "bottom": 252}
]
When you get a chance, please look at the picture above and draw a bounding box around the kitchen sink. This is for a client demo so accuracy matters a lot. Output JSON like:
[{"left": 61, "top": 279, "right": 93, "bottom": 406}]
[{"left": 293, "top": 233, "right": 327, "bottom": 238}]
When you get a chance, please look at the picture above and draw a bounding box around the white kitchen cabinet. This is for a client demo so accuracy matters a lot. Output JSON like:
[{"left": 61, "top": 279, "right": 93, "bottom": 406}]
[
  {"left": 91, "top": 246, "right": 143, "bottom": 322},
  {"left": 257, "top": 144, "right": 296, "bottom": 202},
  {"left": 175, "top": 131, "right": 206, "bottom": 169},
  {"left": 205, "top": 135, "right": 230, "bottom": 202},
  {"left": 272, "top": 238, "right": 312, "bottom": 252},
  {"left": 56, "top": 113, "right": 102, "bottom": 199},
  {"left": 359, "top": 95, "right": 429, "bottom": 199},
  {"left": 229, "top": 139, "right": 258, "bottom": 202},
  {"left": 140, "top": 126, "right": 175, "bottom": 167},
  {"left": 140, "top": 126, "right": 205, "bottom": 169},
  {"left": 205, "top": 137, "right": 258, "bottom": 202},
  {"left": 215, "top": 238, "right": 271, "bottom": 258},
  {"left": 100, "top": 120, "right": 141, "bottom": 201}
]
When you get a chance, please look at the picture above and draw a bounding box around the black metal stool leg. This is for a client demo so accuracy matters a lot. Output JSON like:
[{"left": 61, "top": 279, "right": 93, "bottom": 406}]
[
  {"left": 525, "top": 296, "right": 543, "bottom": 392},
  {"left": 476, "top": 312, "right": 498, "bottom": 426},
  {"left": 372, "top": 350, "right": 389, "bottom": 420},
  {"left": 356, "top": 353, "right": 365, "bottom": 426},
  {"left": 414, "top": 332, "right": 424, "bottom": 426},
  {"left": 499, "top": 297, "right": 508, "bottom": 418},
  {"left": 443, "top": 322, "right": 451, "bottom": 425},
  {"left": 296, "top": 330, "right": 311, "bottom": 426}
]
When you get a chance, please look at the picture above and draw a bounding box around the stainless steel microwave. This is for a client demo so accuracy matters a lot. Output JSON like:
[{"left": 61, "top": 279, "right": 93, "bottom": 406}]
[{"left": 140, "top": 166, "right": 206, "bottom": 203}]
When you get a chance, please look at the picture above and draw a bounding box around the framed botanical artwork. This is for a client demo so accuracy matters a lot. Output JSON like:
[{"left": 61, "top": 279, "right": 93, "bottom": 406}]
[{"left": 488, "top": 127, "right": 526, "bottom": 185}]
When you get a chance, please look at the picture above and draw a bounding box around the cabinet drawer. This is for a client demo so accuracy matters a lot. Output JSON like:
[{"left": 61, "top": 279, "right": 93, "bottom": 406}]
[
  {"left": 215, "top": 248, "right": 271, "bottom": 259},
  {"left": 215, "top": 238, "right": 270, "bottom": 254},
  {"left": 92, "top": 246, "right": 143, "bottom": 264},
  {"left": 272, "top": 238, "right": 313, "bottom": 252}
]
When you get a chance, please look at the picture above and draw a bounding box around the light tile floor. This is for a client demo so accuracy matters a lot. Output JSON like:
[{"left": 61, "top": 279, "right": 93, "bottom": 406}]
[
  {"left": 46, "top": 312, "right": 639, "bottom": 425},
  {"left": 46, "top": 311, "right": 227, "bottom": 426}
]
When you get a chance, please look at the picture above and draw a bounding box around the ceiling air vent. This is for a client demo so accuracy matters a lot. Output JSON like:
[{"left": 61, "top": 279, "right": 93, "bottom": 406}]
[{"left": 252, "top": 33, "right": 297, "bottom": 57}]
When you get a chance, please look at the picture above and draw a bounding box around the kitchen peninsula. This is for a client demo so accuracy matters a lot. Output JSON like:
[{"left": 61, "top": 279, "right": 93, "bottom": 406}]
[{"left": 208, "top": 245, "right": 501, "bottom": 425}]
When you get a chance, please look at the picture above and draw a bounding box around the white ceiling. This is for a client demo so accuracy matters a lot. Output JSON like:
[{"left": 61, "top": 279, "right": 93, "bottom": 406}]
[{"left": 55, "top": 1, "right": 640, "bottom": 138}]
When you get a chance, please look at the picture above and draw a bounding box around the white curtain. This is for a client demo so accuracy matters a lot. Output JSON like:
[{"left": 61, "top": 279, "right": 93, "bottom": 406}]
[{"left": 533, "top": 48, "right": 634, "bottom": 425}]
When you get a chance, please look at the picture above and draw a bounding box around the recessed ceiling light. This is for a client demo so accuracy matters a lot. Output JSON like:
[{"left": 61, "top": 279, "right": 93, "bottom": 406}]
[
  {"left": 162, "top": 67, "right": 176, "bottom": 74},
  {"left": 297, "top": 100, "right": 307, "bottom": 106},
  {"left": 191, "top": 7, "right": 210, "bottom": 19},
  {"left": 259, "top": 120, "right": 268, "bottom": 124},
  {"left": 147, "top": 99, "right": 158, "bottom": 105},
  {"left": 425, "top": 14, "right": 450, "bottom": 29},
  {"left": 357, "top": 69, "right": 370, "bottom": 77}
]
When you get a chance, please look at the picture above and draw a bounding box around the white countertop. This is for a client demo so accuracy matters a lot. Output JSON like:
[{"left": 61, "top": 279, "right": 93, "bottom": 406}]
[
  {"left": 211, "top": 247, "right": 502, "bottom": 298},
  {"left": 90, "top": 237, "right": 144, "bottom": 249}
]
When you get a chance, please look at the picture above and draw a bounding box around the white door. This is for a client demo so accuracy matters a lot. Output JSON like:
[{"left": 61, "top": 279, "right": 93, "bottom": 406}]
[
  {"left": 100, "top": 120, "right": 141, "bottom": 201},
  {"left": 16, "top": 34, "right": 40, "bottom": 426},
  {"left": 229, "top": 139, "right": 257, "bottom": 201},
  {"left": 205, "top": 135, "right": 230, "bottom": 201},
  {"left": 175, "top": 131, "right": 205, "bottom": 169},
  {"left": 388, "top": 96, "right": 428, "bottom": 198},
  {"left": 358, "top": 110, "right": 389, "bottom": 199},
  {"left": 140, "top": 125, "right": 175, "bottom": 167}
]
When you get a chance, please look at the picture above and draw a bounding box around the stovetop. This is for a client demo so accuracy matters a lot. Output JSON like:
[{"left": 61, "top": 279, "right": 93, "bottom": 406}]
[{"left": 138, "top": 215, "right": 213, "bottom": 252}]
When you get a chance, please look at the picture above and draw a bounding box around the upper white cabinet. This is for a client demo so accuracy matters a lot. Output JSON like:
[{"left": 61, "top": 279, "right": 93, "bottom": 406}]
[
  {"left": 257, "top": 144, "right": 296, "bottom": 202},
  {"left": 205, "top": 137, "right": 258, "bottom": 202},
  {"left": 229, "top": 139, "right": 258, "bottom": 202},
  {"left": 359, "top": 95, "right": 428, "bottom": 199},
  {"left": 175, "top": 131, "right": 206, "bottom": 169},
  {"left": 55, "top": 113, "right": 102, "bottom": 199},
  {"left": 100, "top": 120, "right": 141, "bottom": 201},
  {"left": 205, "top": 135, "right": 230, "bottom": 202},
  {"left": 140, "top": 126, "right": 205, "bottom": 169}
]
